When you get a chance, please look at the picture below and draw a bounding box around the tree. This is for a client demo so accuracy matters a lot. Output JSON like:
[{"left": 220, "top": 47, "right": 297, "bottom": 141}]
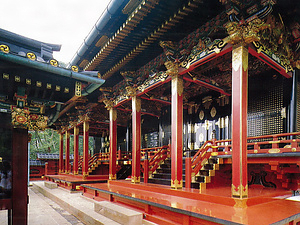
[{"left": 29, "top": 129, "right": 95, "bottom": 159}]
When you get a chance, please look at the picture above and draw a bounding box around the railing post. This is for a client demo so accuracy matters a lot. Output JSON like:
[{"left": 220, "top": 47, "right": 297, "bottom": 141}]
[
  {"left": 271, "top": 136, "right": 279, "bottom": 149},
  {"left": 291, "top": 139, "right": 298, "bottom": 150},
  {"left": 45, "top": 162, "right": 48, "bottom": 176},
  {"left": 118, "top": 146, "right": 121, "bottom": 160},
  {"left": 212, "top": 130, "right": 216, "bottom": 146},
  {"left": 185, "top": 149, "right": 191, "bottom": 189},
  {"left": 144, "top": 150, "right": 149, "bottom": 183},
  {"left": 254, "top": 142, "right": 259, "bottom": 153}
]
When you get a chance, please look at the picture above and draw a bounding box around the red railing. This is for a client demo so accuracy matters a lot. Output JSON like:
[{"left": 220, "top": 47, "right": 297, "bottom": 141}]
[
  {"left": 141, "top": 145, "right": 170, "bottom": 182},
  {"left": 215, "top": 132, "right": 300, "bottom": 155},
  {"left": 186, "top": 132, "right": 300, "bottom": 187},
  {"left": 191, "top": 140, "right": 214, "bottom": 175},
  {"left": 78, "top": 153, "right": 110, "bottom": 172}
]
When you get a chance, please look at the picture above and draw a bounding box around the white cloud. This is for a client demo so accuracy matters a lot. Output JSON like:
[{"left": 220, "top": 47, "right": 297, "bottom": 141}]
[{"left": 0, "top": 0, "right": 111, "bottom": 63}]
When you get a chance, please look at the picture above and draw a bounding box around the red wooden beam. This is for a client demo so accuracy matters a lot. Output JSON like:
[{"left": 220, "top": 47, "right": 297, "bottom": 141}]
[
  {"left": 117, "top": 106, "right": 160, "bottom": 118},
  {"left": 179, "top": 44, "right": 232, "bottom": 75},
  {"left": 183, "top": 76, "right": 231, "bottom": 96},
  {"left": 140, "top": 96, "right": 171, "bottom": 105},
  {"left": 248, "top": 45, "right": 292, "bottom": 78}
]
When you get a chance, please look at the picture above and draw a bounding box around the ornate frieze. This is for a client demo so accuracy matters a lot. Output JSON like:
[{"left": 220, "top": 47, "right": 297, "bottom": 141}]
[
  {"left": 137, "top": 71, "right": 168, "bottom": 92},
  {"left": 28, "top": 114, "right": 48, "bottom": 131},
  {"left": 160, "top": 41, "right": 187, "bottom": 64},
  {"left": 251, "top": 15, "right": 295, "bottom": 73},
  {"left": 120, "top": 71, "right": 139, "bottom": 85},
  {"left": 181, "top": 39, "right": 227, "bottom": 69},
  {"left": 225, "top": 18, "right": 270, "bottom": 45},
  {"left": 11, "top": 107, "right": 30, "bottom": 129}
]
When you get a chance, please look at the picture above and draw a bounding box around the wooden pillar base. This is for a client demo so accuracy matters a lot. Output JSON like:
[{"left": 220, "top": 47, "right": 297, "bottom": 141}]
[{"left": 131, "top": 176, "right": 140, "bottom": 183}]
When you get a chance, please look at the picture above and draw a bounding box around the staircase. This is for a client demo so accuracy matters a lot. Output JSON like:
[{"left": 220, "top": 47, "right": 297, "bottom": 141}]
[
  {"left": 192, "top": 155, "right": 222, "bottom": 191},
  {"left": 146, "top": 140, "right": 223, "bottom": 190},
  {"left": 117, "top": 164, "right": 132, "bottom": 179},
  {"left": 147, "top": 155, "right": 222, "bottom": 189},
  {"left": 148, "top": 158, "right": 171, "bottom": 186}
]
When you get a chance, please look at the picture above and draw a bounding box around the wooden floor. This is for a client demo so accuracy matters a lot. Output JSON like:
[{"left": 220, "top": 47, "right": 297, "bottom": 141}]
[
  {"left": 81, "top": 180, "right": 300, "bottom": 225},
  {"left": 44, "top": 174, "right": 108, "bottom": 191}
]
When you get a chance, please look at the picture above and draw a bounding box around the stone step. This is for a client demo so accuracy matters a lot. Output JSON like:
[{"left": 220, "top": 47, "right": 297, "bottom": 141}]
[
  {"left": 44, "top": 181, "right": 58, "bottom": 189},
  {"left": 33, "top": 181, "right": 121, "bottom": 225},
  {"left": 94, "top": 201, "right": 143, "bottom": 225}
]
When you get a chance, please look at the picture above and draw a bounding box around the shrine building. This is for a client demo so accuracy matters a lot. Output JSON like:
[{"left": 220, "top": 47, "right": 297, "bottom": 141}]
[{"left": 1, "top": 0, "right": 300, "bottom": 224}]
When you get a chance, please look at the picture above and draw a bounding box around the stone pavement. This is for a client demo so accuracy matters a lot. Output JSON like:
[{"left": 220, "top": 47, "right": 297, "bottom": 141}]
[
  {"left": 0, "top": 186, "right": 83, "bottom": 225},
  {"left": 0, "top": 181, "right": 156, "bottom": 225}
]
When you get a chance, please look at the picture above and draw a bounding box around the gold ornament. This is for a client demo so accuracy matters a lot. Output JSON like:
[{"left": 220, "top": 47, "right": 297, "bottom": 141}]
[
  {"left": 0, "top": 44, "right": 9, "bottom": 53},
  {"left": 26, "top": 52, "right": 36, "bottom": 61},
  {"left": 49, "top": 59, "right": 58, "bottom": 67}
]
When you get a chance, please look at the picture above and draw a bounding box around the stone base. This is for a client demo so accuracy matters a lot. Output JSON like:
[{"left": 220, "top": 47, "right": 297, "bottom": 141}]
[
  {"left": 44, "top": 181, "right": 58, "bottom": 189},
  {"left": 94, "top": 201, "right": 143, "bottom": 225}
]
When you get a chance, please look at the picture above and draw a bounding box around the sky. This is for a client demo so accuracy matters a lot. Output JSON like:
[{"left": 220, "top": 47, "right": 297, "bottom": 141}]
[{"left": 0, "top": 0, "right": 111, "bottom": 63}]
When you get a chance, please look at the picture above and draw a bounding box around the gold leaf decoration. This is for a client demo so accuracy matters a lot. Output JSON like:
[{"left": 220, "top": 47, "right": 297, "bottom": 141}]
[
  {"left": 11, "top": 107, "right": 30, "bottom": 129},
  {"left": 50, "top": 59, "right": 58, "bottom": 67},
  {"left": 0, "top": 44, "right": 9, "bottom": 53},
  {"left": 26, "top": 52, "right": 36, "bottom": 61}
]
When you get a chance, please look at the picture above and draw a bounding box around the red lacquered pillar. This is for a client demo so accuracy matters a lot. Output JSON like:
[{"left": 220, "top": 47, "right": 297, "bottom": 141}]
[
  {"left": 185, "top": 150, "right": 191, "bottom": 189},
  {"left": 83, "top": 120, "right": 89, "bottom": 177},
  {"left": 59, "top": 132, "right": 64, "bottom": 174},
  {"left": 144, "top": 152, "right": 149, "bottom": 183},
  {"left": 171, "top": 74, "right": 183, "bottom": 189},
  {"left": 231, "top": 44, "right": 248, "bottom": 198},
  {"left": 109, "top": 108, "right": 117, "bottom": 180},
  {"left": 73, "top": 126, "right": 79, "bottom": 175},
  {"left": 12, "top": 128, "right": 28, "bottom": 225},
  {"left": 65, "top": 130, "right": 70, "bottom": 173},
  {"left": 132, "top": 96, "right": 141, "bottom": 183}
]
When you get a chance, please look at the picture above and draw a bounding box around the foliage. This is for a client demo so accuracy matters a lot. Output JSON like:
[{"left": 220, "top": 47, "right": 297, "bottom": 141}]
[{"left": 29, "top": 129, "right": 95, "bottom": 159}]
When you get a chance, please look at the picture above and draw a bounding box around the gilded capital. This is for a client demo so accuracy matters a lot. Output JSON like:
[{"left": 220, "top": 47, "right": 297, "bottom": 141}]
[
  {"left": 232, "top": 45, "right": 248, "bottom": 72},
  {"left": 165, "top": 61, "right": 179, "bottom": 77},
  {"left": 103, "top": 99, "right": 114, "bottom": 110},
  {"left": 125, "top": 85, "right": 137, "bottom": 97},
  {"left": 110, "top": 108, "right": 117, "bottom": 122},
  {"left": 132, "top": 96, "right": 141, "bottom": 113},
  {"left": 73, "top": 126, "right": 79, "bottom": 135}
]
